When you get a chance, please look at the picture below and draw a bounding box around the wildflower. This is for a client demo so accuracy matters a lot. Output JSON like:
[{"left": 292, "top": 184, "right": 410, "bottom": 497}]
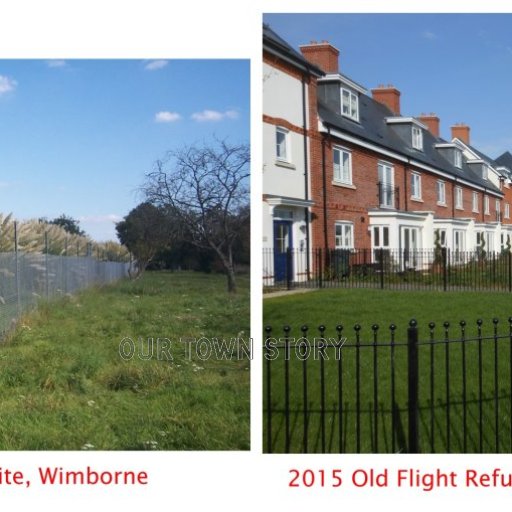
[
  {"left": 143, "top": 440, "right": 158, "bottom": 450},
  {"left": 87, "top": 400, "right": 96, "bottom": 407},
  {"left": 81, "top": 443, "right": 95, "bottom": 450}
]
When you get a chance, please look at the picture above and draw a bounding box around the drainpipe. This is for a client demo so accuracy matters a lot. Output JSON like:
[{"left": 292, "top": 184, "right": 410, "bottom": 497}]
[
  {"left": 321, "top": 127, "right": 330, "bottom": 253},
  {"left": 404, "top": 162, "right": 408, "bottom": 212},
  {"left": 301, "top": 76, "right": 311, "bottom": 278}
]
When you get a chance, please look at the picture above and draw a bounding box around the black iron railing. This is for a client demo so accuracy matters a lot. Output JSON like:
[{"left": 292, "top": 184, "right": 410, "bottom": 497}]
[
  {"left": 263, "top": 247, "right": 512, "bottom": 293},
  {"left": 264, "top": 318, "right": 512, "bottom": 453}
]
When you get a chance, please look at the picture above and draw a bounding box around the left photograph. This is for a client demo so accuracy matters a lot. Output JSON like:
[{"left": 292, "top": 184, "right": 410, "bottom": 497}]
[{"left": 0, "top": 59, "right": 250, "bottom": 450}]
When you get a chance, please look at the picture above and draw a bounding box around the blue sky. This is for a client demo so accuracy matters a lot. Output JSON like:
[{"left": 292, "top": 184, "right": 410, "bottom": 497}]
[
  {"left": 0, "top": 59, "right": 249, "bottom": 241},
  {"left": 264, "top": 13, "right": 512, "bottom": 158}
]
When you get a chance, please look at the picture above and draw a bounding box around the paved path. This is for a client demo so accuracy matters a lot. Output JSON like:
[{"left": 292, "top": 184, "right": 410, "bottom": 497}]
[{"left": 263, "top": 288, "right": 316, "bottom": 299}]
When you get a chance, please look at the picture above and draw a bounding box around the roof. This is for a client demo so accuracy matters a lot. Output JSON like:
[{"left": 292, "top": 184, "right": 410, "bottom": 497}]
[
  {"left": 495, "top": 151, "right": 512, "bottom": 178},
  {"left": 318, "top": 93, "right": 502, "bottom": 194},
  {"left": 263, "top": 24, "right": 325, "bottom": 77}
]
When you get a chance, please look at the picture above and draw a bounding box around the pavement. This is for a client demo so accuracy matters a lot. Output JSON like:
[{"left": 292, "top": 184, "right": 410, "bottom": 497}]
[{"left": 263, "top": 288, "right": 317, "bottom": 299}]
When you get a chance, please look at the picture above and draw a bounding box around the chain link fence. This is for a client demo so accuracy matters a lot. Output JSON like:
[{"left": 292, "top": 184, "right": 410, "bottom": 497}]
[{"left": 0, "top": 243, "right": 129, "bottom": 337}]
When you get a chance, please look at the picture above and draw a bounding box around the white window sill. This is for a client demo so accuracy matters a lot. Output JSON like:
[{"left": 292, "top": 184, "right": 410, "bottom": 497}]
[
  {"left": 472, "top": 210, "right": 479, "bottom": 214},
  {"left": 455, "top": 206, "right": 464, "bottom": 211},
  {"left": 437, "top": 202, "right": 447, "bottom": 207},
  {"left": 332, "top": 181, "right": 356, "bottom": 189},
  {"left": 411, "top": 197, "right": 423, "bottom": 202},
  {"left": 275, "top": 160, "right": 296, "bottom": 170}
]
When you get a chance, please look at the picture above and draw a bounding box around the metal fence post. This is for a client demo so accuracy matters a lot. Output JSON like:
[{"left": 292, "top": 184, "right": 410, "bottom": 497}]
[
  {"left": 509, "top": 250, "right": 512, "bottom": 293},
  {"left": 442, "top": 247, "right": 448, "bottom": 292},
  {"left": 14, "top": 222, "right": 21, "bottom": 319},
  {"left": 45, "top": 232, "right": 49, "bottom": 300},
  {"left": 407, "top": 319, "right": 420, "bottom": 453},
  {"left": 379, "top": 248, "right": 384, "bottom": 289},
  {"left": 286, "top": 247, "right": 292, "bottom": 291},
  {"left": 318, "top": 248, "right": 323, "bottom": 288}
]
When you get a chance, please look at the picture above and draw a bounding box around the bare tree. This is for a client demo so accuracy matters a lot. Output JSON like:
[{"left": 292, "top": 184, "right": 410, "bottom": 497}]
[{"left": 142, "top": 140, "right": 250, "bottom": 293}]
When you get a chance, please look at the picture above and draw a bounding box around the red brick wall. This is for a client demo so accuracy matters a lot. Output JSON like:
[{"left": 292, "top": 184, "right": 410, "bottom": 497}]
[{"left": 308, "top": 131, "right": 505, "bottom": 251}]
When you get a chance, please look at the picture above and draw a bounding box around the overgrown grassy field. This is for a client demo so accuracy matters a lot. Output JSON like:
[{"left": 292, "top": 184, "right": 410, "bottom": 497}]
[
  {"left": 264, "top": 289, "right": 512, "bottom": 454},
  {"left": 0, "top": 271, "right": 250, "bottom": 450}
]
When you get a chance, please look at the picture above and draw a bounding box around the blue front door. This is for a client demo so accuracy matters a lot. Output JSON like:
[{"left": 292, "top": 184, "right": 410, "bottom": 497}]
[{"left": 273, "top": 220, "right": 293, "bottom": 282}]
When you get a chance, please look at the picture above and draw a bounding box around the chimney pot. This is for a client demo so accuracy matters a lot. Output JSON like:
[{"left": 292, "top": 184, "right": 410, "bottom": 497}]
[
  {"left": 418, "top": 113, "right": 440, "bottom": 138},
  {"left": 371, "top": 85, "right": 401, "bottom": 115},
  {"left": 451, "top": 123, "right": 470, "bottom": 145},
  {"left": 300, "top": 41, "right": 340, "bottom": 74}
]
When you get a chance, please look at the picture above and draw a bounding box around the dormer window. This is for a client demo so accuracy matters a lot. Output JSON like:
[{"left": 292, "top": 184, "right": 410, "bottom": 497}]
[
  {"left": 412, "top": 126, "right": 423, "bottom": 150},
  {"left": 454, "top": 150, "right": 462, "bottom": 169},
  {"left": 341, "top": 88, "right": 359, "bottom": 121},
  {"left": 482, "top": 165, "right": 489, "bottom": 180}
]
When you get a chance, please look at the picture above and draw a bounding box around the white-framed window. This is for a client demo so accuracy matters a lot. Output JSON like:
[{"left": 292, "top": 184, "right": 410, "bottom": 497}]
[
  {"left": 335, "top": 222, "right": 354, "bottom": 249},
  {"left": 341, "top": 88, "right": 359, "bottom": 121},
  {"left": 485, "top": 231, "right": 494, "bottom": 252},
  {"left": 454, "top": 229, "right": 465, "bottom": 253},
  {"left": 410, "top": 172, "right": 422, "bottom": 200},
  {"left": 455, "top": 186, "right": 463, "bottom": 209},
  {"left": 505, "top": 203, "right": 510, "bottom": 219},
  {"left": 275, "top": 127, "right": 290, "bottom": 162},
  {"left": 482, "top": 165, "right": 489, "bottom": 181},
  {"left": 454, "top": 150, "right": 462, "bottom": 169},
  {"left": 496, "top": 199, "right": 501, "bottom": 215},
  {"left": 435, "top": 228, "right": 447, "bottom": 247},
  {"left": 472, "top": 191, "right": 479, "bottom": 212},
  {"left": 436, "top": 180, "right": 446, "bottom": 205},
  {"left": 412, "top": 126, "right": 423, "bottom": 150},
  {"left": 378, "top": 162, "right": 394, "bottom": 208},
  {"left": 484, "top": 195, "right": 490, "bottom": 215},
  {"left": 333, "top": 146, "right": 352, "bottom": 185},
  {"left": 372, "top": 225, "right": 390, "bottom": 248}
]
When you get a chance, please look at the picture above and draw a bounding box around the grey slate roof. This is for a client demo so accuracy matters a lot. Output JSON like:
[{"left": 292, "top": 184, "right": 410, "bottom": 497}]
[
  {"left": 495, "top": 151, "right": 512, "bottom": 178},
  {"left": 263, "top": 24, "right": 325, "bottom": 77},
  {"left": 318, "top": 93, "right": 502, "bottom": 194}
]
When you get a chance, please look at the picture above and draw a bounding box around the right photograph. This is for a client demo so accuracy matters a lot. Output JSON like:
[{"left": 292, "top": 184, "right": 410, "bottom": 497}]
[{"left": 263, "top": 13, "right": 512, "bottom": 454}]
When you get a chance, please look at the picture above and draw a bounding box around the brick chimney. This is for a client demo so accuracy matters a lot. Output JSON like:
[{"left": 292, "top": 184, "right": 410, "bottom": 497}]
[
  {"left": 300, "top": 40, "right": 340, "bottom": 74},
  {"left": 371, "top": 84, "right": 401, "bottom": 115},
  {"left": 418, "top": 113, "right": 440, "bottom": 138},
  {"left": 451, "top": 123, "right": 470, "bottom": 145}
]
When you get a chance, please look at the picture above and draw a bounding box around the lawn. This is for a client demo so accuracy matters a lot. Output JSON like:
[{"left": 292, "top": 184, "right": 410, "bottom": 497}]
[
  {"left": 264, "top": 288, "right": 512, "bottom": 454},
  {"left": 0, "top": 270, "right": 250, "bottom": 450}
]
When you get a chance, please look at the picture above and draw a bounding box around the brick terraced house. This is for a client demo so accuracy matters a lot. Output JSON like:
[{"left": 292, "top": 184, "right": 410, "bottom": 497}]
[{"left": 263, "top": 25, "right": 512, "bottom": 283}]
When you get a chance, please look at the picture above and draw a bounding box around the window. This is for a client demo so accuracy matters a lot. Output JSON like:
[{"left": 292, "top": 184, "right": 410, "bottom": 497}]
[
  {"left": 484, "top": 196, "right": 490, "bottom": 215},
  {"left": 454, "top": 150, "right": 462, "bottom": 169},
  {"left": 505, "top": 203, "right": 510, "bottom": 219},
  {"left": 276, "top": 127, "right": 289, "bottom": 162},
  {"left": 412, "top": 126, "right": 423, "bottom": 150},
  {"left": 496, "top": 199, "right": 501, "bottom": 216},
  {"left": 436, "top": 180, "right": 446, "bottom": 205},
  {"left": 410, "top": 172, "right": 421, "bottom": 200},
  {"left": 472, "top": 192, "right": 479, "bottom": 212},
  {"left": 341, "top": 88, "right": 359, "bottom": 121},
  {"left": 373, "top": 226, "right": 390, "bottom": 248},
  {"left": 335, "top": 222, "right": 354, "bottom": 249},
  {"left": 455, "top": 186, "right": 463, "bottom": 209},
  {"left": 435, "top": 228, "right": 447, "bottom": 247},
  {"left": 333, "top": 147, "right": 352, "bottom": 185},
  {"left": 482, "top": 165, "right": 489, "bottom": 181},
  {"left": 378, "top": 162, "right": 394, "bottom": 208}
]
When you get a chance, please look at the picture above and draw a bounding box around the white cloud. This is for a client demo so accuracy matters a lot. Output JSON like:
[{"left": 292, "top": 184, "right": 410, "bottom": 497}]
[
  {"left": 422, "top": 30, "right": 437, "bottom": 40},
  {"left": 0, "top": 75, "right": 17, "bottom": 95},
  {"left": 155, "top": 111, "right": 181, "bottom": 123},
  {"left": 145, "top": 60, "right": 168, "bottom": 71},
  {"left": 47, "top": 60, "right": 67, "bottom": 68},
  {"left": 191, "top": 109, "right": 239, "bottom": 122}
]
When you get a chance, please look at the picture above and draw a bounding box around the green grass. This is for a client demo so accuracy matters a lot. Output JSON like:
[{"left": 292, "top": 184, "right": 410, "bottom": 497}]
[
  {"left": 264, "top": 288, "right": 512, "bottom": 454},
  {"left": 0, "top": 271, "right": 250, "bottom": 450}
]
